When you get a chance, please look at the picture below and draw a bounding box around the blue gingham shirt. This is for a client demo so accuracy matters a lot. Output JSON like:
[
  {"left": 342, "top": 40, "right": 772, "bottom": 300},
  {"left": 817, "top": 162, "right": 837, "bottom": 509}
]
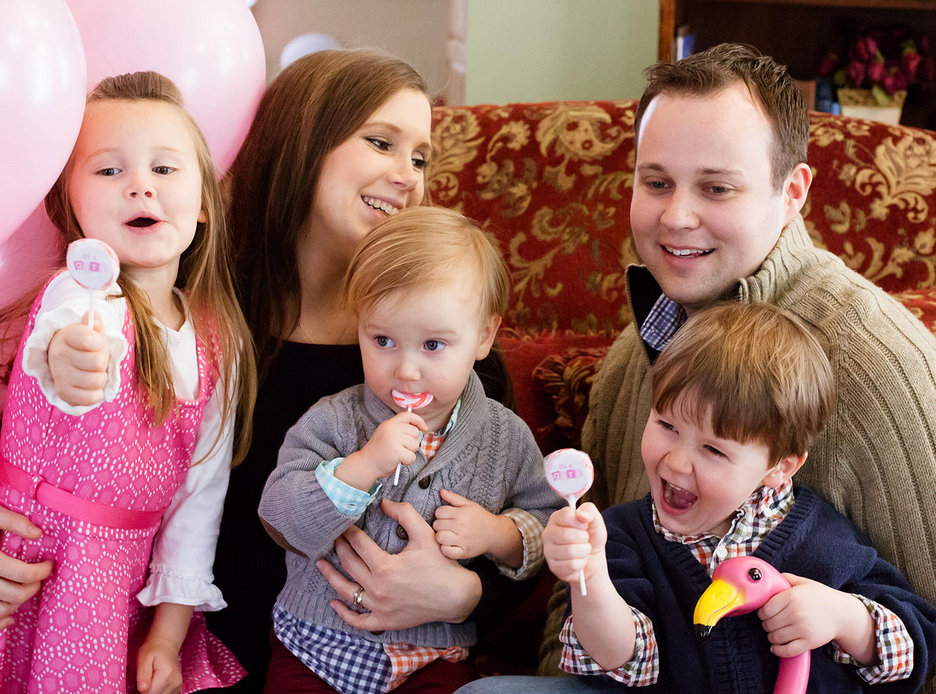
[
  {"left": 274, "top": 604, "right": 391, "bottom": 694},
  {"left": 638, "top": 294, "right": 687, "bottom": 352}
]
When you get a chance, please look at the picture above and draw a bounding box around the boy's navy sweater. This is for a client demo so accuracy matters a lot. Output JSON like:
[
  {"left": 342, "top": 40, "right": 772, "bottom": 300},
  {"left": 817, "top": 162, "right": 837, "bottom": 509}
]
[{"left": 568, "top": 488, "right": 936, "bottom": 692}]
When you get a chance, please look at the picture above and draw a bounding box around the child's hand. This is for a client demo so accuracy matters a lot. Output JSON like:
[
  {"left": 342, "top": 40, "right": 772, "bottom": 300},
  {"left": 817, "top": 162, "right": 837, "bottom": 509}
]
[
  {"left": 47, "top": 314, "right": 109, "bottom": 407},
  {"left": 136, "top": 633, "right": 183, "bottom": 694},
  {"left": 433, "top": 489, "right": 519, "bottom": 563},
  {"left": 757, "top": 573, "right": 876, "bottom": 663},
  {"left": 542, "top": 502, "right": 607, "bottom": 584},
  {"left": 358, "top": 411, "right": 425, "bottom": 479}
]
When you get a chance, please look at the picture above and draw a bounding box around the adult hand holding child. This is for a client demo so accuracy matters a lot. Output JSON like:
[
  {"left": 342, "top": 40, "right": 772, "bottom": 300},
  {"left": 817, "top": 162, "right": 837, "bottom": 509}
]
[{"left": 318, "top": 498, "right": 483, "bottom": 631}]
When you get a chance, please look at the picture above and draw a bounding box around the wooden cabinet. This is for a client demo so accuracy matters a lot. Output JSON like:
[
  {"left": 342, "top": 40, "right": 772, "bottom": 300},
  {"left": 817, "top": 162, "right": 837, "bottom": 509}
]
[{"left": 658, "top": 0, "right": 936, "bottom": 130}]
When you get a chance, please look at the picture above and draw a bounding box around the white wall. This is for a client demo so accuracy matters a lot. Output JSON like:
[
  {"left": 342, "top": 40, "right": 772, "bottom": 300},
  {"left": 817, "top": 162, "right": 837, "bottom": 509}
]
[
  {"left": 251, "top": 0, "right": 657, "bottom": 103},
  {"left": 251, "top": 0, "right": 450, "bottom": 93},
  {"left": 465, "top": 0, "right": 656, "bottom": 104}
]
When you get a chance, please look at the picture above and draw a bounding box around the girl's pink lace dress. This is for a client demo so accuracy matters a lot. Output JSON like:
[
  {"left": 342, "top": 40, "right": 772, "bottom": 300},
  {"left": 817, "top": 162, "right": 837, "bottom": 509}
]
[{"left": 0, "top": 279, "right": 244, "bottom": 692}]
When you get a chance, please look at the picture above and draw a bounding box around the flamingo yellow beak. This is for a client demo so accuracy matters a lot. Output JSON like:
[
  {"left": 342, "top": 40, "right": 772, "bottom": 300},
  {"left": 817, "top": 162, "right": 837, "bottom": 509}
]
[{"left": 693, "top": 578, "right": 743, "bottom": 639}]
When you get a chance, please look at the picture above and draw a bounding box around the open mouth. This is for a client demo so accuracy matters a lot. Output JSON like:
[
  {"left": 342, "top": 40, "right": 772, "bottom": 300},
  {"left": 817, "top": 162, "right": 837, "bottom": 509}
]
[
  {"left": 663, "top": 480, "right": 698, "bottom": 510},
  {"left": 362, "top": 196, "right": 399, "bottom": 216},
  {"left": 127, "top": 217, "right": 159, "bottom": 228}
]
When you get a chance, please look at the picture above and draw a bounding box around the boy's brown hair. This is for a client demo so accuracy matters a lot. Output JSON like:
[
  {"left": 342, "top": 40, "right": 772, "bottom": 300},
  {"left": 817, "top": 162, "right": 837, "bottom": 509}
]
[
  {"left": 343, "top": 206, "right": 509, "bottom": 322},
  {"left": 634, "top": 43, "right": 809, "bottom": 190},
  {"left": 651, "top": 302, "right": 833, "bottom": 463}
]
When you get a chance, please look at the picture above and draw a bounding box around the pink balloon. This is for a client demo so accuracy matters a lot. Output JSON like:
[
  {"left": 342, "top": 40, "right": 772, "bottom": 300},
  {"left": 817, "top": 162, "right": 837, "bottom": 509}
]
[
  {"left": 0, "top": 0, "right": 86, "bottom": 245},
  {"left": 0, "top": 205, "right": 65, "bottom": 411},
  {"left": 66, "top": 0, "right": 265, "bottom": 172},
  {"left": 0, "top": 205, "right": 64, "bottom": 309}
]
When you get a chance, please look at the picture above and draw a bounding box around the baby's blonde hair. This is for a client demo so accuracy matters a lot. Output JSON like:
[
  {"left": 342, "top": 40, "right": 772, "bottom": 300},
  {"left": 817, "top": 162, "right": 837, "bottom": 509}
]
[
  {"left": 652, "top": 302, "right": 834, "bottom": 463},
  {"left": 343, "top": 206, "right": 510, "bottom": 322}
]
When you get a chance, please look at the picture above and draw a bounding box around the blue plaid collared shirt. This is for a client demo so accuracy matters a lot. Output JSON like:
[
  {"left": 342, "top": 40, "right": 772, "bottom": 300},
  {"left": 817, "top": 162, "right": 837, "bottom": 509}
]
[
  {"left": 274, "top": 605, "right": 391, "bottom": 694},
  {"left": 639, "top": 294, "right": 687, "bottom": 352}
]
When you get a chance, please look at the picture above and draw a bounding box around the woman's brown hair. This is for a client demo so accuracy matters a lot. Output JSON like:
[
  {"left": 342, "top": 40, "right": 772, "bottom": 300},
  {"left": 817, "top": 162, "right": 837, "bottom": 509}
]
[{"left": 225, "top": 49, "right": 427, "bottom": 381}]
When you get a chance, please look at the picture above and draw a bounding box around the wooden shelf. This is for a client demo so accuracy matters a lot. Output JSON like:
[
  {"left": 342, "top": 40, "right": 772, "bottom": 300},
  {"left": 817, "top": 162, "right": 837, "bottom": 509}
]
[
  {"left": 658, "top": 0, "right": 936, "bottom": 130},
  {"left": 719, "top": 0, "right": 936, "bottom": 8}
]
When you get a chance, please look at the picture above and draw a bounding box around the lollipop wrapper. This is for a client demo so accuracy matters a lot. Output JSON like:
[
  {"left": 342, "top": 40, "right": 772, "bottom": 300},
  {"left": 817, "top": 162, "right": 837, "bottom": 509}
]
[
  {"left": 66, "top": 239, "right": 120, "bottom": 290},
  {"left": 543, "top": 448, "right": 594, "bottom": 500}
]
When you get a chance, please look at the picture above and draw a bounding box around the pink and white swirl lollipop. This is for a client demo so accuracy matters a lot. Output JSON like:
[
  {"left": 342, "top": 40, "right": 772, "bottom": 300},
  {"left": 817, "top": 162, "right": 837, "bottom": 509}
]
[
  {"left": 391, "top": 389, "right": 434, "bottom": 485},
  {"left": 65, "top": 239, "right": 120, "bottom": 328},
  {"left": 544, "top": 448, "right": 594, "bottom": 595}
]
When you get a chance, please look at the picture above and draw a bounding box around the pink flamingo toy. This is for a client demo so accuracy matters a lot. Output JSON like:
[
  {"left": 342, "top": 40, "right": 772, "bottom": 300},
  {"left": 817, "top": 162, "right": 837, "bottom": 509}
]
[{"left": 693, "top": 556, "right": 810, "bottom": 694}]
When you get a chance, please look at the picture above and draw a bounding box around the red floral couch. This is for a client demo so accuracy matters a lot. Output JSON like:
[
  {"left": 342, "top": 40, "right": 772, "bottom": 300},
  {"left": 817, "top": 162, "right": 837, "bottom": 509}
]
[
  {"left": 429, "top": 101, "right": 936, "bottom": 675},
  {"left": 430, "top": 100, "right": 936, "bottom": 455}
]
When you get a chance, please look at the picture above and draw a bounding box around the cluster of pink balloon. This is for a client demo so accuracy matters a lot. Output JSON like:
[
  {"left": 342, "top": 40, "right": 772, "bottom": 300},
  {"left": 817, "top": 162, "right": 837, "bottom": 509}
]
[{"left": 0, "top": 0, "right": 266, "bottom": 306}]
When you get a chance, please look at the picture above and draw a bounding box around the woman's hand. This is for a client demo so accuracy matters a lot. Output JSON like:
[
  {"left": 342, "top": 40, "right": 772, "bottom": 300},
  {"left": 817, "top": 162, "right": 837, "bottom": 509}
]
[
  {"left": 317, "top": 499, "right": 482, "bottom": 631},
  {"left": 0, "top": 506, "right": 54, "bottom": 630}
]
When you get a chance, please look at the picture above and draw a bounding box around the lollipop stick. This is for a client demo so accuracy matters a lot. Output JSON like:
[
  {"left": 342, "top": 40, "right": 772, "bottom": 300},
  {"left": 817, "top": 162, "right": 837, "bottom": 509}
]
[
  {"left": 393, "top": 405, "right": 412, "bottom": 486},
  {"left": 569, "top": 496, "right": 587, "bottom": 595},
  {"left": 87, "top": 291, "right": 95, "bottom": 329}
]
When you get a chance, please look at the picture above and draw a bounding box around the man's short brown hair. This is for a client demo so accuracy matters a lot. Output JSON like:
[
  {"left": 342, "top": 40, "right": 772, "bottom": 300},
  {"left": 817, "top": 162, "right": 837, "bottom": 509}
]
[{"left": 635, "top": 43, "right": 809, "bottom": 190}]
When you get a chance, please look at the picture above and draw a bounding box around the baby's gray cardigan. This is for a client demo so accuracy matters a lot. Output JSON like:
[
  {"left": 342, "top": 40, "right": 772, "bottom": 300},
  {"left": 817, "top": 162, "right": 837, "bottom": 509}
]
[{"left": 259, "top": 371, "right": 558, "bottom": 648}]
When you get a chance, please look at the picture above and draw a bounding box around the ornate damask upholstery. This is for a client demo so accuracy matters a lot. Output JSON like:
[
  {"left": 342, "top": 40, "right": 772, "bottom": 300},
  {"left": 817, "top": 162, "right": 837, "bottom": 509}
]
[{"left": 430, "top": 101, "right": 936, "bottom": 451}]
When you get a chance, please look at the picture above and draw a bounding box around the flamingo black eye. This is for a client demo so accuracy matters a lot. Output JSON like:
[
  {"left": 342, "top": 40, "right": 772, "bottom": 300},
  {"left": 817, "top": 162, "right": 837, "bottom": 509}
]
[{"left": 748, "top": 568, "right": 763, "bottom": 581}]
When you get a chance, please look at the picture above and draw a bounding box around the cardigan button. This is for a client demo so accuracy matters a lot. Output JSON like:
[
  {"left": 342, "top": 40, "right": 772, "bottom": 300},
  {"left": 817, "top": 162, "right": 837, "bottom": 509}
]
[
  {"left": 396, "top": 525, "right": 408, "bottom": 540},
  {"left": 418, "top": 475, "right": 431, "bottom": 489}
]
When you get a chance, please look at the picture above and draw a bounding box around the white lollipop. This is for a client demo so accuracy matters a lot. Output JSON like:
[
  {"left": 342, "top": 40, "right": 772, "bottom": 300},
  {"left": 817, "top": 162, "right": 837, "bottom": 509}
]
[
  {"left": 544, "top": 448, "right": 594, "bottom": 595},
  {"left": 66, "top": 239, "right": 120, "bottom": 328},
  {"left": 390, "top": 389, "right": 434, "bottom": 485}
]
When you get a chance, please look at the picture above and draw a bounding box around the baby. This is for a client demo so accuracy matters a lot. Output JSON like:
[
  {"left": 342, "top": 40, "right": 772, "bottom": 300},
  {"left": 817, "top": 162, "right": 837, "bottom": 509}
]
[{"left": 259, "top": 205, "right": 560, "bottom": 693}]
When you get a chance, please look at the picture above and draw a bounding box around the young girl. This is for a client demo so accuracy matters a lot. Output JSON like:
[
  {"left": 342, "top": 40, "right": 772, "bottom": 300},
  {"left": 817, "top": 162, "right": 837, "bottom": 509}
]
[{"left": 0, "top": 71, "right": 256, "bottom": 693}]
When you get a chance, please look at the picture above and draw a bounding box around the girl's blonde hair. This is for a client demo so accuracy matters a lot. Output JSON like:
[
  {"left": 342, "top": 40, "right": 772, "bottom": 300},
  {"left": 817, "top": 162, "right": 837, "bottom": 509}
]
[
  {"left": 226, "top": 49, "right": 428, "bottom": 381},
  {"left": 651, "top": 302, "right": 834, "bottom": 463},
  {"left": 44, "top": 71, "right": 256, "bottom": 465},
  {"left": 343, "top": 206, "right": 509, "bottom": 321}
]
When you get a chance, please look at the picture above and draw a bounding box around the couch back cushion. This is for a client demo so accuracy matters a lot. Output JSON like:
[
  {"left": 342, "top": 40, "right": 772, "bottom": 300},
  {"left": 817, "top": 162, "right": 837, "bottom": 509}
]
[{"left": 430, "top": 101, "right": 639, "bottom": 336}]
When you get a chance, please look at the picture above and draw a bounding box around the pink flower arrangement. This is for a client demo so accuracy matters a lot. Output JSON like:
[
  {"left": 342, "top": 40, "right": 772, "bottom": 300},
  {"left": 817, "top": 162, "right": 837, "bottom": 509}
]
[{"left": 819, "top": 26, "right": 934, "bottom": 105}]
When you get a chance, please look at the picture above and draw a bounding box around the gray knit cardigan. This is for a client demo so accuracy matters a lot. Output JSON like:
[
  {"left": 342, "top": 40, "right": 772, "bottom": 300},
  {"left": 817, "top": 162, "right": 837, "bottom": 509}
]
[{"left": 259, "top": 371, "right": 558, "bottom": 648}]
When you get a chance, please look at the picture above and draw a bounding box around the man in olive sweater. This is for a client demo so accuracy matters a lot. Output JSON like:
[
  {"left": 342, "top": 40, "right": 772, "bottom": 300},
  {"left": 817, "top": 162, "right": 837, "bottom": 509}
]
[{"left": 539, "top": 43, "right": 936, "bottom": 691}]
